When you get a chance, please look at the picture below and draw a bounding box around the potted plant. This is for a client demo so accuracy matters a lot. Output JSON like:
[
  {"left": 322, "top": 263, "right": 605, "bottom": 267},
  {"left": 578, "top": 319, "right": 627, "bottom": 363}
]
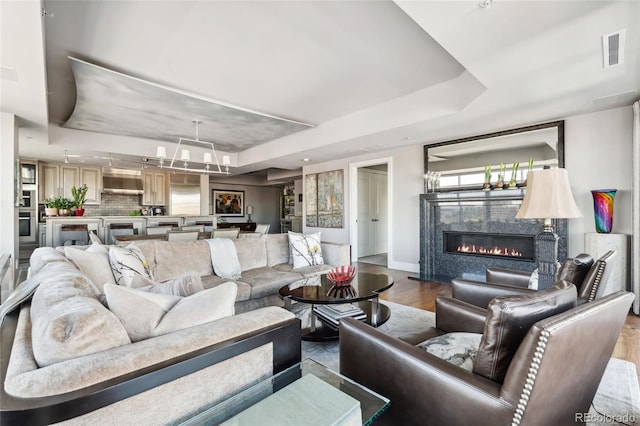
[
  {"left": 495, "top": 162, "right": 506, "bottom": 190},
  {"left": 43, "top": 196, "right": 59, "bottom": 217},
  {"left": 482, "top": 165, "right": 492, "bottom": 190},
  {"left": 58, "top": 197, "right": 73, "bottom": 216},
  {"left": 508, "top": 162, "right": 519, "bottom": 189},
  {"left": 72, "top": 184, "right": 88, "bottom": 216},
  {"left": 524, "top": 158, "right": 534, "bottom": 187}
]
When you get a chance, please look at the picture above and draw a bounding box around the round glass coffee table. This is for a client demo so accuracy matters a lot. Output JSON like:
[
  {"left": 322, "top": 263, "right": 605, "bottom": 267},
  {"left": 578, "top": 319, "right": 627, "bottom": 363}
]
[{"left": 278, "top": 272, "right": 394, "bottom": 341}]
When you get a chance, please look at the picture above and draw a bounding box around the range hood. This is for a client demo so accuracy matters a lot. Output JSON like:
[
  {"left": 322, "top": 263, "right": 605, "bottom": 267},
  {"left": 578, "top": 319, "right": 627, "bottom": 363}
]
[{"left": 102, "top": 168, "right": 144, "bottom": 195}]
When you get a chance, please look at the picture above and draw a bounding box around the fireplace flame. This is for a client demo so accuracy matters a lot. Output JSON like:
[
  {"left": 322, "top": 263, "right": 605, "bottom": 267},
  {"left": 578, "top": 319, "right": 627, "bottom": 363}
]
[{"left": 457, "top": 244, "right": 523, "bottom": 258}]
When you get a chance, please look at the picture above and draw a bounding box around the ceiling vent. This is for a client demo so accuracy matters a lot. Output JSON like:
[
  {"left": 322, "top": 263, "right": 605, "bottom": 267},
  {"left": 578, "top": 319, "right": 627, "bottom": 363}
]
[{"left": 602, "top": 29, "right": 625, "bottom": 68}]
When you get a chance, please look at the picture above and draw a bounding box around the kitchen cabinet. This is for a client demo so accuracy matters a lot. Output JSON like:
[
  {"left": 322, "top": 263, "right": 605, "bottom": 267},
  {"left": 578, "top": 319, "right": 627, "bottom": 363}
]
[
  {"left": 38, "top": 163, "right": 102, "bottom": 205},
  {"left": 142, "top": 172, "right": 167, "bottom": 206},
  {"left": 79, "top": 167, "right": 102, "bottom": 204}
]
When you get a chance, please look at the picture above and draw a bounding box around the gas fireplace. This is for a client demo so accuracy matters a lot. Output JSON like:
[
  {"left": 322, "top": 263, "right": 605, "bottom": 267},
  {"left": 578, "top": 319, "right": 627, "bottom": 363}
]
[
  {"left": 443, "top": 231, "right": 535, "bottom": 261},
  {"left": 418, "top": 190, "right": 567, "bottom": 283}
]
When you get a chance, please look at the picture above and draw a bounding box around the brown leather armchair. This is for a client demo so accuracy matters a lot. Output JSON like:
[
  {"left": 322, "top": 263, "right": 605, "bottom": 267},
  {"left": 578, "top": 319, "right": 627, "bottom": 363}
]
[
  {"left": 339, "top": 288, "right": 634, "bottom": 425},
  {"left": 452, "top": 251, "right": 616, "bottom": 308}
]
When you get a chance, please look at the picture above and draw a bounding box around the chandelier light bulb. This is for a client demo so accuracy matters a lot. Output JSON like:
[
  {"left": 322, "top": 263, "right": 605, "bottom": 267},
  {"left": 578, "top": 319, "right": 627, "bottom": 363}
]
[
  {"left": 181, "top": 149, "right": 190, "bottom": 161},
  {"left": 156, "top": 146, "right": 167, "bottom": 159},
  {"left": 222, "top": 155, "right": 231, "bottom": 166},
  {"left": 203, "top": 152, "right": 212, "bottom": 164}
]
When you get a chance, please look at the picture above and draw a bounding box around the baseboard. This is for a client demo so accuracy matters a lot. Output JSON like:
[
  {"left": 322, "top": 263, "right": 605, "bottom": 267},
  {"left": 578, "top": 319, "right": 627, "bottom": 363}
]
[{"left": 387, "top": 260, "right": 419, "bottom": 273}]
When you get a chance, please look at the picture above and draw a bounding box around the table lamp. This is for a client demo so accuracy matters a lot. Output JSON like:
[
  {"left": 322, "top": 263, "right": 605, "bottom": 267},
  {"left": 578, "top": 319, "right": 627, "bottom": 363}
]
[
  {"left": 246, "top": 205, "right": 253, "bottom": 223},
  {"left": 516, "top": 167, "right": 582, "bottom": 289}
]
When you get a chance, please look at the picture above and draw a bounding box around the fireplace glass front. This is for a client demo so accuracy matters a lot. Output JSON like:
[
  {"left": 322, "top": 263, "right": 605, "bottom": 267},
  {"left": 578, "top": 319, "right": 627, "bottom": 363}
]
[{"left": 443, "top": 231, "right": 535, "bottom": 261}]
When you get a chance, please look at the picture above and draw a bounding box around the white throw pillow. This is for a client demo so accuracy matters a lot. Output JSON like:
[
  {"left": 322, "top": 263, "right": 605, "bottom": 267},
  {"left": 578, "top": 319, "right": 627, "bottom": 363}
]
[
  {"left": 288, "top": 231, "right": 324, "bottom": 269},
  {"left": 65, "top": 243, "right": 116, "bottom": 291},
  {"left": 109, "top": 244, "right": 153, "bottom": 287},
  {"left": 104, "top": 281, "right": 237, "bottom": 342}
]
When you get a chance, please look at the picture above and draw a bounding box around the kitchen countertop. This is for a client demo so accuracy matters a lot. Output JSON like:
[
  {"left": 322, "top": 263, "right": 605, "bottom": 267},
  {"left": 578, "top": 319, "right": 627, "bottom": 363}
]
[{"left": 45, "top": 215, "right": 216, "bottom": 220}]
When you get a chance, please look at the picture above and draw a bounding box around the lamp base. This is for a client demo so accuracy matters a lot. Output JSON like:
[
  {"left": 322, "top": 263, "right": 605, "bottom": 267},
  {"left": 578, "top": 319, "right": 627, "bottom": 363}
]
[{"left": 535, "top": 230, "right": 559, "bottom": 290}]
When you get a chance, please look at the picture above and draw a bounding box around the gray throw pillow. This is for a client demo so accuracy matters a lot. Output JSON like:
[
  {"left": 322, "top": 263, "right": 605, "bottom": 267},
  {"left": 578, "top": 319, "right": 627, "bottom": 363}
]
[
  {"left": 31, "top": 273, "right": 131, "bottom": 367},
  {"left": 130, "top": 272, "right": 204, "bottom": 296},
  {"left": 104, "top": 281, "right": 237, "bottom": 342}
]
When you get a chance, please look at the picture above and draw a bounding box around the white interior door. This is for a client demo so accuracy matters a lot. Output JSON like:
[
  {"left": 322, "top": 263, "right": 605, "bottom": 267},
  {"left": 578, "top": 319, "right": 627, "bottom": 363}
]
[
  {"left": 373, "top": 172, "right": 388, "bottom": 254},
  {"left": 357, "top": 173, "right": 374, "bottom": 256},
  {"left": 358, "top": 168, "right": 388, "bottom": 257}
]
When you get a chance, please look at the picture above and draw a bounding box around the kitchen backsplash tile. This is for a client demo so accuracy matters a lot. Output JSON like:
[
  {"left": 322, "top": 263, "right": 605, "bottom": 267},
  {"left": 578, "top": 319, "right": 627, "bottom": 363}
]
[{"left": 83, "top": 194, "right": 144, "bottom": 216}]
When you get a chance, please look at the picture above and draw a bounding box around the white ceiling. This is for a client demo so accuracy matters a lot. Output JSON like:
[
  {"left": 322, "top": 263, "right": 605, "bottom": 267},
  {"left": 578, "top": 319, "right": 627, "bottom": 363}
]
[{"left": 2, "top": 0, "right": 639, "bottom": 180}]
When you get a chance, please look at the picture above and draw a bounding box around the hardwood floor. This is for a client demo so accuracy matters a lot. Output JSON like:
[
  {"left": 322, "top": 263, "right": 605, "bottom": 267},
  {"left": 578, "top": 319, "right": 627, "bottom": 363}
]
[{"left": 356, "top": 262, "right": 640, "bottom": 382}]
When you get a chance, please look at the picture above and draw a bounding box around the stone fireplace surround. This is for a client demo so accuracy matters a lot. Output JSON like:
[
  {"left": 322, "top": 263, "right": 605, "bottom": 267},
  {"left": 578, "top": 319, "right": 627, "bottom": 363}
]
[{"left": 418, "top": 190, "right": 568, "bottom": 283}]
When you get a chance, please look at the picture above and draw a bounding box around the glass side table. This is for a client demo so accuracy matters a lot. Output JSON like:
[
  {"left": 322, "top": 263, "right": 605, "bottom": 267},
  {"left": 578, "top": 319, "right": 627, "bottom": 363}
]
[{"left": 180, "top": 359, "right": 390, "bottom": 425}]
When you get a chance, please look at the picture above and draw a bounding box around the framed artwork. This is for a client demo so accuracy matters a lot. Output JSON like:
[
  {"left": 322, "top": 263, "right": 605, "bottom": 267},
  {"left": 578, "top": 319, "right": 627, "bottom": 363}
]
[
  {"left": 305, "top": 174, "right": 318, "bottom": 227},
  {"left": 305, "top": 169, "right": 344, "bottom": 228},
  {"left": 213, "top": 189, "right": 245, "bottom": 216}
]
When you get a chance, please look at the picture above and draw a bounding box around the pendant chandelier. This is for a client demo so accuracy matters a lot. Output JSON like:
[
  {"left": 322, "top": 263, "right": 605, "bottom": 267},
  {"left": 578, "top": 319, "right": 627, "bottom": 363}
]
[{"left": 156, "top": 120, "right": 230, "bottom": 174}]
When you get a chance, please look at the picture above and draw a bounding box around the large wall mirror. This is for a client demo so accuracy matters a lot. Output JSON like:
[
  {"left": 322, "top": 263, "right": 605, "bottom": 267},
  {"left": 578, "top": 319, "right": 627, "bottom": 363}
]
[{"left": 424, "top": 121, "right": 564, "bottom": 192}]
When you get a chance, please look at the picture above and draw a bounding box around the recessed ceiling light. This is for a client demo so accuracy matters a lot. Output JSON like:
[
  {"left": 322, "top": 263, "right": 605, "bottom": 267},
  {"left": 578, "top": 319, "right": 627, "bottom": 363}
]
[
  {"left": 479, "top": 0, "right": 493, "bottom": 9},
  {"left": 302, "top": 158, "right": 310, "bottom": 162},
  {"left": 404, "top": 136, "right": 413, "bottom": 140}
]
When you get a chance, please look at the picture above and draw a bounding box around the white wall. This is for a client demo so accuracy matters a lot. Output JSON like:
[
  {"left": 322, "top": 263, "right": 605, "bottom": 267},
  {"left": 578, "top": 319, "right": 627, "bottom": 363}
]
[
  {"left": 0, "top": 113, "right": 19, "bottom": 263},
  {"left": 303, "top": 144, "right": 423, "bottom": 272},
  {"left": 303, "top": 105, "right": 634, "bottom": 273},
  {"left": 565, "top": 106, "right": 634, "bottom": 254}
]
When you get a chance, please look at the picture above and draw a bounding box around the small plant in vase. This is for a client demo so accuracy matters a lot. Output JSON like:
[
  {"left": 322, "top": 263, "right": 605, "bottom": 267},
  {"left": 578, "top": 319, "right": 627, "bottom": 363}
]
[
  {"left": 508, "top": 162, "right": 519, "bottom": 189},
  {"left": 58, "top": 197, "right": 74, "bottom": 216},
  {"left": 71, "top": 184, "right": 88, "bottom": 216},
  {"left": 524, "top": 158, "right": 534, "bottom": 187},
  {"left": 482, "top": 165, "right": 492, "bottom": 190},
  {"left": 43, "top": 196, "right": 59, "bottom": 216},
  {"left": 495, "top": 162, "right": 506, "bottom": 190}
]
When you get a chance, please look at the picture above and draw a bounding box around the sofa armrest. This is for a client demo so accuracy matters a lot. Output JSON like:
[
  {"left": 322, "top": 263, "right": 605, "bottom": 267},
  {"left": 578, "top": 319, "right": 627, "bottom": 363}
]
[
  {"left": 321, "top": 241, "right": 351, "bottom": 267},
  {"left": 339, "top": 318, "right": 513, "bottom": 425},
  {"left": 485, "top": 267, "right": 532, "bottom": 288},
  {"left": 435, "top": 297, "right": 487, "bottom": 333},
  {"left": 452, "top": 278, "right": 535, "bottom": 309}
]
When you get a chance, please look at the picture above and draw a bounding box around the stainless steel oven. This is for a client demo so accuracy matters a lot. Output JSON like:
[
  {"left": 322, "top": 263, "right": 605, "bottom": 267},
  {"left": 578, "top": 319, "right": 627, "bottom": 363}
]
[
  {"left": 20, "top": 189, "right": 36, "bottom": 208},
  {"left": 19, "top": 210, "right": 37, "bottom": 243}
]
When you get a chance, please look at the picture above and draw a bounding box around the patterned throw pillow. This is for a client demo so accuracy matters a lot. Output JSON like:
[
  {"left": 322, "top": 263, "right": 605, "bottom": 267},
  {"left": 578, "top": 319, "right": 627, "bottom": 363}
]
[
  {"left": 288, "top": 231, "right": 324, "bottom": 269},
  {"left": 109, "top": 244, "right": 153, "bottom": 287},
  {"left": 417, "top": 332, "right": 482, "bottom": 372}
]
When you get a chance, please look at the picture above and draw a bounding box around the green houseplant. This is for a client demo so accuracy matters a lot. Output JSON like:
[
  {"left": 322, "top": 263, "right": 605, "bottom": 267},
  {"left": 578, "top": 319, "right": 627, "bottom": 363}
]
[
  {"left": 58, "top": 197, "right": 74, "bottom": 216},
  {"left": 43, "top": 196, "right": 60, "bottom": 216},
  {"left": 71, "top": 184, "right": 88, "bottom": 216},
  {"left": 482, "top": 165, "right": 492, "bottom": 190},
  {"left": 508, "top": 162, "right": 519, "bottom": 188}
]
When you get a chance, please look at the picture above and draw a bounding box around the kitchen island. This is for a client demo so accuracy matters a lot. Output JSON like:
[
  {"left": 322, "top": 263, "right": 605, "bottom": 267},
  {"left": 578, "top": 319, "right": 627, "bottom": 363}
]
[{"left": 44, "top": 215, "right": 217, "bottom": 246}]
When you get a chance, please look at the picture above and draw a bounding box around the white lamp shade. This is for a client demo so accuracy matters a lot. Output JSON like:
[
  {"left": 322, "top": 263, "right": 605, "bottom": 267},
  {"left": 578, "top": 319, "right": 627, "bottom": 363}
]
[
  {"left": 516, "top": 168, "right": 582, "bottom": 219},
  {"left": 203, "top": 152, "right": 212, "bottom": 164},
  {"left": 156, "top": 146, "right": 167, "bottom": 158},
  {"left": 246, "top": 205, "right": 253, "bottom": 215},
  {"left": 181, "top": 149, "right": 190, "bottom": 161},
  {"left": 222, "top": 155, "right": 231, "bottom": 166}
]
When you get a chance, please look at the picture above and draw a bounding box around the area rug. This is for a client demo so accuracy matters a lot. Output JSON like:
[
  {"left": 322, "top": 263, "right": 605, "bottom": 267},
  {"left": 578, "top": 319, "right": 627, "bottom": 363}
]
[{"left": 299, "top": 301, "right": 640, "bottom": 426}]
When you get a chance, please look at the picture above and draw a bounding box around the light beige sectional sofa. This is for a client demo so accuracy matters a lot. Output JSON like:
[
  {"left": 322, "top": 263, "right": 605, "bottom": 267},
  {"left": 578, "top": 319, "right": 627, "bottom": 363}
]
[
  {"left": 131, "top": 233, "right": 351, "bottom": 313},
  {"left": 0, "top": 233, "right": 350, "bottom": 424}
]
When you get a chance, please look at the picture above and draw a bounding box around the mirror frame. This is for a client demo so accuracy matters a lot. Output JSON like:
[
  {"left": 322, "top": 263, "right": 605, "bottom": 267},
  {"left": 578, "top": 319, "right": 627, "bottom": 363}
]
[{"left": 423, "top": 120, "right": 564, "bottom": 192}]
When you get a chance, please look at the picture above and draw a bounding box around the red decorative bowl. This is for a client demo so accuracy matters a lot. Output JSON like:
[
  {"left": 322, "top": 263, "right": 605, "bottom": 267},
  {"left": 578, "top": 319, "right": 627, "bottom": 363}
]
[{"left": 327, "top": 265, "right": 357, "bottom": 287}]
